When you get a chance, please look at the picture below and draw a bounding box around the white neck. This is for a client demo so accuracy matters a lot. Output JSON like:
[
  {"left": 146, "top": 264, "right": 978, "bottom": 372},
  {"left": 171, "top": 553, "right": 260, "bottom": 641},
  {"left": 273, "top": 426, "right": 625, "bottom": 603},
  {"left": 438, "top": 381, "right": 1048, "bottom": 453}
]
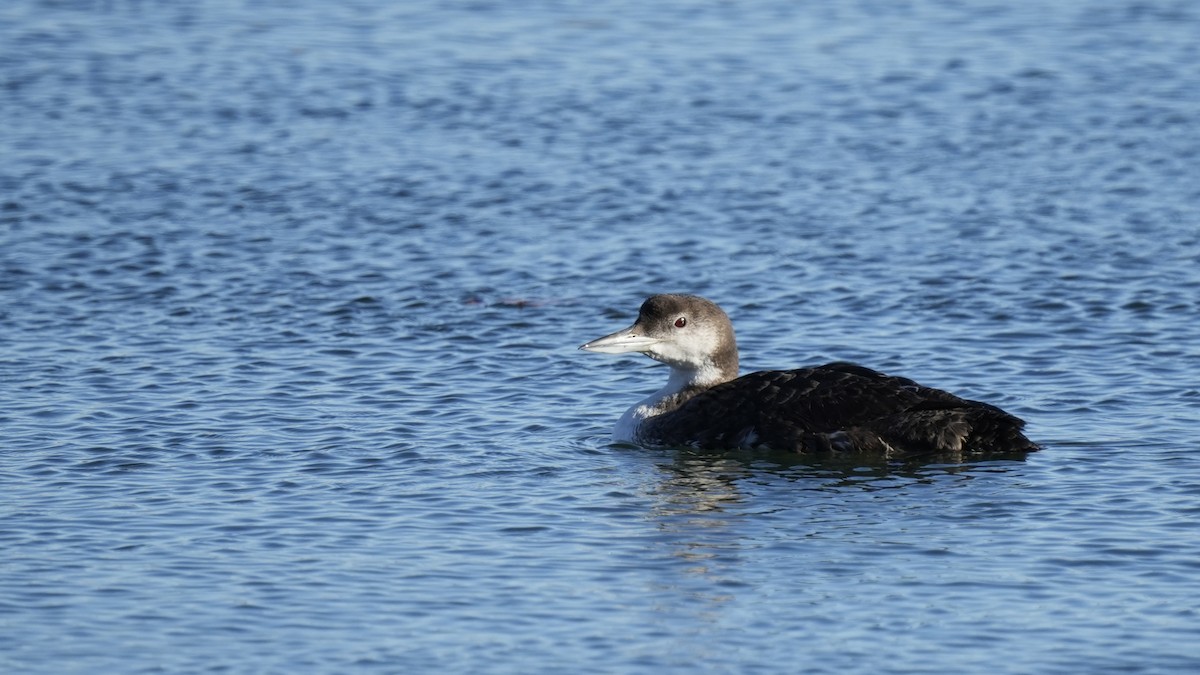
[
  {"left": 667, "top": 362, "right": 728, "bottom": 390},
  {"left": 611, "top": 364, "right": 731, "bottom": 443}
]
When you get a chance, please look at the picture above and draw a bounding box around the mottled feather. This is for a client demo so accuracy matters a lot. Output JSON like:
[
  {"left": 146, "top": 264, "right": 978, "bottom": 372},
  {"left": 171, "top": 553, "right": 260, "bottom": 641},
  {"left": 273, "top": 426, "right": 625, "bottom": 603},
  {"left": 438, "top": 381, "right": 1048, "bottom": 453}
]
[{"left": 643, "top": 363, "right": 1034, "bottom": 459}]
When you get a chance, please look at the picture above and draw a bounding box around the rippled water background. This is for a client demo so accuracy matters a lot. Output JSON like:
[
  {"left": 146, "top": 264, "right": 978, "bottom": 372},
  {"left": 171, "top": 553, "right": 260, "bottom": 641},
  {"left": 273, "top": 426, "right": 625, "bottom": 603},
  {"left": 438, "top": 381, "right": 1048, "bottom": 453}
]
[{"left": 3, "top": 1, "right": 1200, "bottom": 672}]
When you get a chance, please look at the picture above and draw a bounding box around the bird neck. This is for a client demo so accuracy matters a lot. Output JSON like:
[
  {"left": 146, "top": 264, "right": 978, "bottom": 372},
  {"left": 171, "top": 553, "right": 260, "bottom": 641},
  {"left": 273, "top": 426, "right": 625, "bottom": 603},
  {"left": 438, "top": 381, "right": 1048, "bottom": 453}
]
[
  {"left": 665, "top": 360, "right": 735, "bottom": 394},
  {"left": 650, "top": 356, "right": 737, "bottom": 410},
  {"left": 611, "top": 357, "right": 738, "bottom": 444}
]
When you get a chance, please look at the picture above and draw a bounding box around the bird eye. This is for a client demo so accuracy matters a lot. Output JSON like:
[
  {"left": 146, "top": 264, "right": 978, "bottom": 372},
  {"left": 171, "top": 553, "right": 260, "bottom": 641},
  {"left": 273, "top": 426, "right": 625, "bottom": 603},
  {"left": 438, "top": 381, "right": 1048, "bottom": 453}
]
[{"left": 674, "top": 317, "right": 687, "bottom": 328}]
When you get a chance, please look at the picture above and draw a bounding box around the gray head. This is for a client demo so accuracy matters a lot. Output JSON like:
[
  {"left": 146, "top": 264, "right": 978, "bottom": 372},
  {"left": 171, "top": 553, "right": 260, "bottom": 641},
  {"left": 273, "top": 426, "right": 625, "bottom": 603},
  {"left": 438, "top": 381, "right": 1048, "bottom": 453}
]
[{"left": 579, "top": 294, "right": 739, "bottom": 386}]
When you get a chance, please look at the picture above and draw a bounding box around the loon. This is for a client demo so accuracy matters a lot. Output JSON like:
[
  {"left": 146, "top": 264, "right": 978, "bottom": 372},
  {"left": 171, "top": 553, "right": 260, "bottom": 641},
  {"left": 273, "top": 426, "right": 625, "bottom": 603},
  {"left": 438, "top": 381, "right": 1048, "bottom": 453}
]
[{"left": 580, "top": 294, "right": 1037, "bottom": 460}]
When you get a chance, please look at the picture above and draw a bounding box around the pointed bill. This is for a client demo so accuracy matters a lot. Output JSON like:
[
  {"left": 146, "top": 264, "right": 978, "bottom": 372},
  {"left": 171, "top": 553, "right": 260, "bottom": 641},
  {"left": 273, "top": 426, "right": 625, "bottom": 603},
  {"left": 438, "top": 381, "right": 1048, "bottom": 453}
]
[{"left": 579, "top": 325, "right": 660, "bottom": 354}]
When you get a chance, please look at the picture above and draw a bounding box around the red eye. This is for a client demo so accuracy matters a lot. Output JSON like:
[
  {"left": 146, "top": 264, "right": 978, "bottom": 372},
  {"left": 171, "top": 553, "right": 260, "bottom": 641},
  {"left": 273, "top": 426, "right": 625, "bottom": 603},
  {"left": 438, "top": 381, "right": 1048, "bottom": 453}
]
[{"left": 674, "top": 317, "right": 687, "bottom": 328}]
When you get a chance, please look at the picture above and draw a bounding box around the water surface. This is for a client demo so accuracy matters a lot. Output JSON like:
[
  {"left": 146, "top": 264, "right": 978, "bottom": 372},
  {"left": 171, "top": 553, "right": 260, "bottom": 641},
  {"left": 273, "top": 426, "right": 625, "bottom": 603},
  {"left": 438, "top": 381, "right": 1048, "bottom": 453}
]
[{"left": 2, "top": 1, "right": 1200, "bottom": 672}]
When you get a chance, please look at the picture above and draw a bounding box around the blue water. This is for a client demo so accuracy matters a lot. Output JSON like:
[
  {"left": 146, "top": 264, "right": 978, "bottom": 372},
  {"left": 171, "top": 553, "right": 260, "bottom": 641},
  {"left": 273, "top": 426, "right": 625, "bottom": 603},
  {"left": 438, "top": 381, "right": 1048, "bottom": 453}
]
[{"left": 3, "top": 1, "right": 1200, "bottom": 672}]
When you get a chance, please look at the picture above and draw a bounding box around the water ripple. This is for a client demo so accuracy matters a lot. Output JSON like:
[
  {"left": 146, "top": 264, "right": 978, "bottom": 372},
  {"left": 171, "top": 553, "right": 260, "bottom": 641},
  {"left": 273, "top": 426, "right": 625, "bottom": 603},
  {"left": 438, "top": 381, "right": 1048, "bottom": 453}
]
[{"left": 3, "top": 0, "right": 1200, "bottom": 673}]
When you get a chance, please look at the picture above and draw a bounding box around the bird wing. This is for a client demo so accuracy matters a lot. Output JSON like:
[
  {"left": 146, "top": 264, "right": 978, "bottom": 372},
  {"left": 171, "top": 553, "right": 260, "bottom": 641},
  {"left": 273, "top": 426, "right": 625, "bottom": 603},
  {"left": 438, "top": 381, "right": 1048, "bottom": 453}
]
[{"left": 645, "top": 362, "right": 1027, "bottom": 455}]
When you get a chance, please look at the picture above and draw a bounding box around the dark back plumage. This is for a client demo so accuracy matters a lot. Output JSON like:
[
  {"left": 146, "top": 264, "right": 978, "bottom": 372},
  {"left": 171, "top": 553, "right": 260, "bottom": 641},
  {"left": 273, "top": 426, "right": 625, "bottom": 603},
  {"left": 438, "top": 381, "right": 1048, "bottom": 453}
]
[{"left": 642, "top": 362, "right": 1036, "bottom": 460}]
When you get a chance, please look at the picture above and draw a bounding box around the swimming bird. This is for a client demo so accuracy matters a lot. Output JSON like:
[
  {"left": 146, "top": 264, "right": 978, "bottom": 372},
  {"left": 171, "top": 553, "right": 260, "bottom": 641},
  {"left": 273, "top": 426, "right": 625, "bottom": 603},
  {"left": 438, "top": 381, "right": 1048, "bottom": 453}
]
[{"left": 580, "top": 294, "right": 1037, "bottom": 460}]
